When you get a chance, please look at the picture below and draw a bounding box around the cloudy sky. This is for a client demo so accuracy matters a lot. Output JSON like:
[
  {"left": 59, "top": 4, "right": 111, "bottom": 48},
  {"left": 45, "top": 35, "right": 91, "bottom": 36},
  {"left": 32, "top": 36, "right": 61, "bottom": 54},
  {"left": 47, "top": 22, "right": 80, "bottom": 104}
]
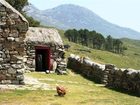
[{"left": 29, "top": 0, "right": 140, "bottom": 32}]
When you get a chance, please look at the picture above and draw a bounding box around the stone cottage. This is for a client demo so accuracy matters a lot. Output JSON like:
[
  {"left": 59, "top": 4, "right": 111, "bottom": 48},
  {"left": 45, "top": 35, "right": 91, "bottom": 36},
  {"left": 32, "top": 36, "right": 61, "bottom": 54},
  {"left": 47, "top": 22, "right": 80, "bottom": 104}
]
[
  {"left": 0, "top": 0, "right": 66, "bottom": 84},
  {"left": 24, "top": 27, "right": 66, "bottom": 73},
  {"left": 0, "top": 0, "right": 28, "bottom": 84}
]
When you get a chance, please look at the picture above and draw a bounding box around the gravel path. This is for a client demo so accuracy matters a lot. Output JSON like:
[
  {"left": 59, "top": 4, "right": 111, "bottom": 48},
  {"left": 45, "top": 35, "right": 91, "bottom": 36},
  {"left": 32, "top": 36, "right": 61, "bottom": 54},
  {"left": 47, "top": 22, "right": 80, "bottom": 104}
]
[{"left": 0, "top": 75, "right": 55, "bottom": 90}]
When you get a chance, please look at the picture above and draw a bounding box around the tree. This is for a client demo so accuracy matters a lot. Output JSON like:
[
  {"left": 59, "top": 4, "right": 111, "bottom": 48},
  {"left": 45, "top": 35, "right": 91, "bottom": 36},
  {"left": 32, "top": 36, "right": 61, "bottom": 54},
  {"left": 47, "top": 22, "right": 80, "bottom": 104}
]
[
  {"left": 105, "top": 35, "right": 113, "bottom": 51},
  {"left": 92, "top": 33, "right": 105, "bottom": 49},
  {"left": 6, "top": 0, "right": 40, "bottom": 27},
  {"left": 64, "top": 29, "right": 126, "bottom": 54},
  {"left": 23, "top": 14, "right": 40, "bottom": 27},
  {"left": 113, "top": 39, "right": 123, "bottom": 53},
  {"left": 6, "top": 0, "right": 28, "bottom": 12}
]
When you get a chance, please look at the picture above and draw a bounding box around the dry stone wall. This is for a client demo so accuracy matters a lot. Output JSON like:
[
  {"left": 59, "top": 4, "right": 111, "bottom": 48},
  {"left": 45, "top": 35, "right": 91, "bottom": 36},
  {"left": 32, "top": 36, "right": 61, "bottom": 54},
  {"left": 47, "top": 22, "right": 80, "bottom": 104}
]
[
  {"left": 67, "top": 54, "right": 106, "bottom": 83},
  {"left": 67, "top": 54, "right": 140, "bottom": 95},
  {"left": 24, "top": 41, "right": 67, "bottom": 73},
  {"left": 0, "top": 1, "right": 28, "bottom": 84}
]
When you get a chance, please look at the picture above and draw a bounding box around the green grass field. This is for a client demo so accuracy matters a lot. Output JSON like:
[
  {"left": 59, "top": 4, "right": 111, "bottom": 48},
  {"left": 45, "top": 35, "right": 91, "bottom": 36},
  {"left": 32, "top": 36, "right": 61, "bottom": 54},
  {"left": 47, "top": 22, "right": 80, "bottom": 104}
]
[
  {"left": 0, "top": 72, "right": 140, "bottom": 105},
  {"left": 59, "top": 30, "right": 140, "bottom": 70}
]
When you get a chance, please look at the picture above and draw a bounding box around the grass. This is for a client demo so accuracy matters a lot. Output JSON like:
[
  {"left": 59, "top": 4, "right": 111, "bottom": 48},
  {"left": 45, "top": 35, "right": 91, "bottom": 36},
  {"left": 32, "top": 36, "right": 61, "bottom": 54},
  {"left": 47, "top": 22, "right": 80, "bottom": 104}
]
[
  {"left": 0, "top": 72, "right": 140, "bottom": 105},
  {"left": 59, "top": 30, "right": 140, "bottom": 70}
]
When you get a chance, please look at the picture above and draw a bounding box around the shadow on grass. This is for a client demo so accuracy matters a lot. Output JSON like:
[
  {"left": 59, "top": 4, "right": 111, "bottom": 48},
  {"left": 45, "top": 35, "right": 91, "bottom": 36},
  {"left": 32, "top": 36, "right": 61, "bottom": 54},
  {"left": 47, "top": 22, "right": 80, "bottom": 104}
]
[
  {"left": 71, "top": 70, "right": 140, "bottom": 97},
  {"left": 105, "top": 86, "right": 140, "bottom": 97}
]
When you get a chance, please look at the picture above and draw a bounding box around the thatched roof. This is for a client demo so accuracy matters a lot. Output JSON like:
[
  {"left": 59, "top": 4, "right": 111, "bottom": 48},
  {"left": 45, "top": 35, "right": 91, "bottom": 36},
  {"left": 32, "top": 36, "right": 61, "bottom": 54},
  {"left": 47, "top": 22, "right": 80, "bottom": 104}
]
[
  {"left": 25, "top": 27, "right": 63, "bottom": 46},
  {"left": 0, "top": 0, "right": 28, "bottom": 24}
]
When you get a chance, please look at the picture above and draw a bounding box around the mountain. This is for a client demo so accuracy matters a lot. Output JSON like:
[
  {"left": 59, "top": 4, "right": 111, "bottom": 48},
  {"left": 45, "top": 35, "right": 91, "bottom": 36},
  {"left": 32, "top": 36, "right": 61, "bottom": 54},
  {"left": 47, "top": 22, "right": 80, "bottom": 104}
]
[{"left": 24, "top": 4, "right": 140, "bottom": 39}]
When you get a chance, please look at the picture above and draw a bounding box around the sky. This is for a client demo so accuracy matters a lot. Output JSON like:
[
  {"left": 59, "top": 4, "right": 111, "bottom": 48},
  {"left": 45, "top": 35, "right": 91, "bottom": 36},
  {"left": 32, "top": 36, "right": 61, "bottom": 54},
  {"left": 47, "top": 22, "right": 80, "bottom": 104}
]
[{"left": 29, "top": 0, "right": 140, "bottom": 32}]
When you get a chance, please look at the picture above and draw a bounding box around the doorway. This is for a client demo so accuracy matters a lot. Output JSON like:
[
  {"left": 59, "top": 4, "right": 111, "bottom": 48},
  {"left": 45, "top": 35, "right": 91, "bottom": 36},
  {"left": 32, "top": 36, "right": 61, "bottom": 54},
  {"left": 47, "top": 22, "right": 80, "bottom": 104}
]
[{"left": 35, "top": 45, "right": 51, "bottom": 72}]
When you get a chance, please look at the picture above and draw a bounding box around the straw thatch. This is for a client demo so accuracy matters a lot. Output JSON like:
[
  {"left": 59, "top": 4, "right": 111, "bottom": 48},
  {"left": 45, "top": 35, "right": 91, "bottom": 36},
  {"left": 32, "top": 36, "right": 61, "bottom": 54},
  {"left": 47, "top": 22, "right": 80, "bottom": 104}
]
[{"left": 25, "top": 27, "right": 63, "bottom": 46}]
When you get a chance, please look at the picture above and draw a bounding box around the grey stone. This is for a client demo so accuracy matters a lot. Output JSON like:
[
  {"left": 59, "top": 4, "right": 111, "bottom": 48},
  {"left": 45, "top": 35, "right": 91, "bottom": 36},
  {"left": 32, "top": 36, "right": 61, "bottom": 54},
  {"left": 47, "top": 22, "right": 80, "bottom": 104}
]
[
  {"left": 0, "top": 7, "right": 6, "bottom": 12},
  {"left": 17, "top": 60, "right": 22, "bottom": 64},
  {"left": 8, "top": 68, "right": 16, "bottom": 74},
  {"left": 2, "top": 64, "right": 10, "bottom": 69},
  {"left": 0, "top": 58, "right": 3, "bottom": 62},
  {"left": 15, "top": 38, "right": 20, "bottom": 42},
  {"left": 9, "top": 32, "right": 18, "bottom": 37},
  {"left": 17, "top": 69, "right": 24, "bottom": 74},
  {"left": 23, "top": 58, "right": 27, "bottom": 63},
  {"left": 0, "top": 51, "right": 3, "bottom": 54},
  {"left": 0, "top": 44, "right": 3, "bottom": 50},
  {"left": 5, "top": 50, "right": 9, "bottom": 54},
  {"left": 32, "top": 59, "right": 35, "bottom": 67},
  {"left": 16, "top": 75, "right": 24, "bottom": 81},
  {"left": 1, "top": 80, "right": 11, "bottom": 84},
  {"left": 2, "top": 53, "right": 6, "bottom": 58},
  {"left": 9, "top": 13, "right": 19, "bottom": 19},
  {"left": 0, "top": 65, "right": 3, "bottom": 69},
  {"left": 9, "top": 51, "right": 18, "bottom": 55},
  {"left": 11, "top": 64, "right": 22, "bottom": 69},
  {"left": 11, "top": 80, "right": 19, "bottom": 84},
  {"left": 7, "top": 37, "right": 15, "bottom": 41}
]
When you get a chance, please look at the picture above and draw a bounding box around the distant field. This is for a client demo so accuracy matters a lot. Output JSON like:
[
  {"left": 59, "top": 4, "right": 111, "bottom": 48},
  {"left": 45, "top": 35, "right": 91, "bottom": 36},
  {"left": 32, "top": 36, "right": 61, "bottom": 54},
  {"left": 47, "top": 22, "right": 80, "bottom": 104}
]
[{"left": 59, "top": 30, "right": 140, "bottom": 70}]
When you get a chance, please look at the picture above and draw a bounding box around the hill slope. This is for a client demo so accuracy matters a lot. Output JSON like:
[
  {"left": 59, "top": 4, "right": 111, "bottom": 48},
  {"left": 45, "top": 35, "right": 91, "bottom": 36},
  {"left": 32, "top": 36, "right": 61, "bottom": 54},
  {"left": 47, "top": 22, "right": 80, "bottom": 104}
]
[
  {"left": 25, "top": 4, "right": 140, "bottom": 39},
  {"left": 58, "top": 29, "right": 140, "bottom": 70}
]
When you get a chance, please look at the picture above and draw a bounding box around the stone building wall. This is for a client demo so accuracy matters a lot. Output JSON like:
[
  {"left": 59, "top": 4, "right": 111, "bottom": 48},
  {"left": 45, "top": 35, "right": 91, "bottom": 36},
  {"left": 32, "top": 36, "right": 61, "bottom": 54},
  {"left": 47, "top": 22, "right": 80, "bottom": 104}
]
[
  {"left": 67, "top": 54, "right": 140, "bottom": 95},
  {"left": 0, "top": 0, "right": 28, "bottom": 84},
  {"left": 24, "top": 41, "right": 65, "bottom": 72},
  {"left": 24, "top": 27, "right": 66, "bottom": 72}
]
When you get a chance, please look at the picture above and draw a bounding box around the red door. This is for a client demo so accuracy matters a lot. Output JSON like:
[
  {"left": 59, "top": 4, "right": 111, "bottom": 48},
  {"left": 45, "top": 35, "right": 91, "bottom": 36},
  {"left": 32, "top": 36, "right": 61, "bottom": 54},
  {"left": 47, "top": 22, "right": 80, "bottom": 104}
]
[{"left": 35, "top": 45, "right": 51, "bottom": 71}]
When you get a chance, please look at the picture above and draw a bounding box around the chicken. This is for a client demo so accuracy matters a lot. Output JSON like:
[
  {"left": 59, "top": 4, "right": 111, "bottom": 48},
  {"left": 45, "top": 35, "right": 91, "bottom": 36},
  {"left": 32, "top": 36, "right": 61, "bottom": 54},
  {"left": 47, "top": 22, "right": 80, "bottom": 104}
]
[{"left": 56, "top": 86, "right": 66, "bottom": 96}]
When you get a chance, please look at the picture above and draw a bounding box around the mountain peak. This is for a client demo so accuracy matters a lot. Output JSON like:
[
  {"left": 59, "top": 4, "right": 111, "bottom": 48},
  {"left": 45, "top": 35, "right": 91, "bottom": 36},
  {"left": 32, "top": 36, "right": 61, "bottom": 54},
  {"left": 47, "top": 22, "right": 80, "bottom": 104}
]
[{"left": 25, "top": 4, "right": 140, "bottom": 39}]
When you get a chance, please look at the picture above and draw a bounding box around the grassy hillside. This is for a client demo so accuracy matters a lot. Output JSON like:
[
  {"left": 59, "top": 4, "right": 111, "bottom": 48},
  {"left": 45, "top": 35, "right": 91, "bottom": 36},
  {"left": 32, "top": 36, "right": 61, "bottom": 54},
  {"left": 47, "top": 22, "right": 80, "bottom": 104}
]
[{"left": 59, "top": 30, "right": 140, "bottom": 70}]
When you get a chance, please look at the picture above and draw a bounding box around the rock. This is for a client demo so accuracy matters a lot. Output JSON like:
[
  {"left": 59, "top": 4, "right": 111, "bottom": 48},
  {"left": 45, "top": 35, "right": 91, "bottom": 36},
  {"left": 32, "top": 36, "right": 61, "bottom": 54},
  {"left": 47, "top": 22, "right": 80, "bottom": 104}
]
[
  {"left": 16, "top": 75, "right": 24, "bottom": 81},
  {"left": 83, "top": 59, "right": 93, "bottom": 66},
  {"left": 105, "top": 64, "right": 115, "bottom": 69},
  {"left": 9, "top": 51, "right": 18, "bottom": 55},
  {"left": 0, "top": 74, "right": 6, "bottom": 80},
  {"left": 11, "top": 80, "right": 19, "bottom": 84},
  {"left": 7, "top": 37, "right": 15, "bottom": 41},
  {"left": 23, "top": 57, "right": 27, "bottom": 63},
  {"left": 17, "top": 60, "right": 22, "bottom": 64},
  {"left": 32, "top": 59, "right": 35, "bottom": 67},
  {"left": 0, "top": 58, "right": 4, "bottom": 62},
  {"left": 11, "top": 64, "right": 23, "bottom": 69},
  {"left": 0, "top": 65, "right": 3, "bottom": 69},
  {"left": 8, "top": 68, "right": 16, "bottom": 74},
  {"left": 2, "top": 53, "right": 6, "bottom": 58},
  {"left": 1, "top": 80, "right": 11, "bottom": 84},
  {"left": 15, "top": 38, "right": 20, "bottom": 42},
  {"left": 52, "top": 61, "right": 57, "bottom": 71},
  {"left": 17, "top": 69, "right": 24, "bottom": 74}
]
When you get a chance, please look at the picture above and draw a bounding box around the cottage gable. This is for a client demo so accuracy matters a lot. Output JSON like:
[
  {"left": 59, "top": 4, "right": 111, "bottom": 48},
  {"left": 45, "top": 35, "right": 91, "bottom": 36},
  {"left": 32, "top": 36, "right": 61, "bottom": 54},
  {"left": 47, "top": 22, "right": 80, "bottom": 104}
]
[{"left": 0, "top": 0, "right": 28, "bottom": 84}]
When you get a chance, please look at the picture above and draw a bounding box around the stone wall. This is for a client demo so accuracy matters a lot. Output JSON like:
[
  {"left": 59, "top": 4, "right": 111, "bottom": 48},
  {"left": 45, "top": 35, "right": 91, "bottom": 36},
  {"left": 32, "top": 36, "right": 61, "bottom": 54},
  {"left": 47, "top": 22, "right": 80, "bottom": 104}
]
[
  {"left": 0, "top": 1, "right": 28, "bottom": 84},
  {"left": 67, "top": 54, "right": 140, "bottom": 95},
  {"left": 67, "top": 54, "right": 106, "bottom": 83},
  {"left": 107, "top": 67, "right": 140, "bottom": 94},
  {"left": 24, "top": 41, "right": 65, "bottom": 72}
]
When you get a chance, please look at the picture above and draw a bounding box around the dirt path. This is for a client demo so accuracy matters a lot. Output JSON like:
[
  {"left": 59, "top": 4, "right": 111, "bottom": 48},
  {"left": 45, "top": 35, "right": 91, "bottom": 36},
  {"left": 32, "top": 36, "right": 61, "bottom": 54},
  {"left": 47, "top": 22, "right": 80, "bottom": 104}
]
[{"left": 0, "top": 75, "right": 55, "bottom": 90}]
